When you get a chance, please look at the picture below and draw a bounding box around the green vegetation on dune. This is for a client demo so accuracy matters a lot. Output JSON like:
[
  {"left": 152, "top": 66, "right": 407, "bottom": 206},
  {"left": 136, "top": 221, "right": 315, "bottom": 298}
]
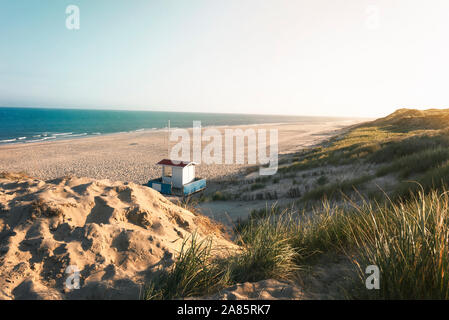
[
  {"left": 375, "top": 147, "right": 449, "bottom": 179},
  {"left": 147, "top": 190, "right": 449, "bottom": 300},
  {"left": 144, "top": 236, "right": 228, "bottom": 300},
  {"left": 145, "top": 109, "right": 449, "bottom": 300},
  {"left": 354, "top": 190, "right": 449, "bottom": 299},
  {"left": 144, "top": 222, "right": 298, "bottom": 300},
  {"left": 371, "top": 108, "right": 449, "bottom": 131},
  {"left": 394, "top": 163, "right": 449, "bottom": 199},
  {"left": 230, "top": 215, "right": 299, "bottom": 282},
  {"left": 281, "top": 108, "right": 449, "bottom": 202},
  {"left": 301, "top": 175, "right": 373, "bottom": 202},
  {"left": 250, "top": 182, "right": 266, "bottom": 191}
]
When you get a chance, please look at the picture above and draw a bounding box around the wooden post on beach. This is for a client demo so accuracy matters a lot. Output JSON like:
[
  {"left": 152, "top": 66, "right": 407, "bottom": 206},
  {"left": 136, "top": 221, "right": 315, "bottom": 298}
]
[{"left": 167, "top": 120, "right": 170, "bottom": 158}]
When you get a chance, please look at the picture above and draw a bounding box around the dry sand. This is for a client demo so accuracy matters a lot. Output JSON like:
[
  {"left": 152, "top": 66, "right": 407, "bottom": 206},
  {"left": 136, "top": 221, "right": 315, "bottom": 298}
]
[
  {"left": 0, "top": 173, "right": 234, "bottom": 299},
  {"left": 196, "top": 279, "right": 307, "bottom": 300},
  {"left": 0, "top": 120, "right": 363, "bottom": 184}
]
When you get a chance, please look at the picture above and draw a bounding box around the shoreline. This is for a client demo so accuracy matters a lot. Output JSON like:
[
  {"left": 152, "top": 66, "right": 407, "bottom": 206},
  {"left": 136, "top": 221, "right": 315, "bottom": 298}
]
[
  {"left": 0, "top": 117, "right": 370, "bottom": 147},
  {"left": 0, "top": 119, "right": 366, "bottom": 184}
]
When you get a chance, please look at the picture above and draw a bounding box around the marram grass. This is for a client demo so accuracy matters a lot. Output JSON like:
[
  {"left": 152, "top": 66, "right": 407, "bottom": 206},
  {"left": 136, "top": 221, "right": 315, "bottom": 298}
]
[{"left": 145, "top": 190, "right": 449, "bottom": 300}]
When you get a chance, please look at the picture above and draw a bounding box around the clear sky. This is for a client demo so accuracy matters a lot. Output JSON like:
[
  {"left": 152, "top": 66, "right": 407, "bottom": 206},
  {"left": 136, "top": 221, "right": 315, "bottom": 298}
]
[{"left": 1, "top": 0, "right": 449, "bottom": 117}]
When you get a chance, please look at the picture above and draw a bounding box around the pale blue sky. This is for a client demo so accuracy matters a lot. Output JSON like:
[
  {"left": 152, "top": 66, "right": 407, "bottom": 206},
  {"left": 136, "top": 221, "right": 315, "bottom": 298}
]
[{"left": 1, "top": 0, "right": 449, "bottom": 117}]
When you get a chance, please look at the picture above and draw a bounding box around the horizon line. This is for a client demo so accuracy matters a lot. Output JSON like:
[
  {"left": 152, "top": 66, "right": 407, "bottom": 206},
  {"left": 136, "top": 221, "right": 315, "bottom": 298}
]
[
  {"left": 0, "top": 105, "right": 376, "bottom": 119},
  {"left": 0, "top": 106, "right": 374, "bottom": 119}
]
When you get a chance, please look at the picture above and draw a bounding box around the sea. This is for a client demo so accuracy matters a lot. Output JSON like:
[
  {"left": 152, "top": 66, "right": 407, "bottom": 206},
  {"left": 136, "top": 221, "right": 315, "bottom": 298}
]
[{"left": 0, "top": 107, "right": 350, "bottom": 145}]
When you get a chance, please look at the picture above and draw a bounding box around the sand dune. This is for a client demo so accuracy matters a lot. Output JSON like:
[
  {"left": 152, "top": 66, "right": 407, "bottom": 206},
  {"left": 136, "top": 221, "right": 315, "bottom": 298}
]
[{"left": 0, "top": 173, "right": 234, "bottom": 300}]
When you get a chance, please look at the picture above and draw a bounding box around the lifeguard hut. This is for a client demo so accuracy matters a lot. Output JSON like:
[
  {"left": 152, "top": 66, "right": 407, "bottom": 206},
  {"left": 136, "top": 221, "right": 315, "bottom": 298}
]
[{"left": 147, "top": 159, "right": 206, "bottom": 196}]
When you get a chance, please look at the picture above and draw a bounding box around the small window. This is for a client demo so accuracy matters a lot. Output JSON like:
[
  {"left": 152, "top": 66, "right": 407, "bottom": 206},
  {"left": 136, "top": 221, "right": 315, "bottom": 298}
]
[{"left": 163, "top": 166, "right": 172, "bottom": 177}]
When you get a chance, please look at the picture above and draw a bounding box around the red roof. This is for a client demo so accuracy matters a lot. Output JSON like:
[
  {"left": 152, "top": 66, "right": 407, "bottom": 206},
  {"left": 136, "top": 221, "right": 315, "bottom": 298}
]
[{"left": 156, "top": 159, "right": 195, "bottom": 168}]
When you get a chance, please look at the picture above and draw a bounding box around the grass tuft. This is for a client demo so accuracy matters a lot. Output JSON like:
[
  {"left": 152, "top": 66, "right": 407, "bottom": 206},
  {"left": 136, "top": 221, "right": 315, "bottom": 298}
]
[
  {"left": 231, "top": 212, "right": 299, "bottom": 282},
  {"left": 144, "top": 234, "right": 230, "bottom": 300},
  {"left": 301, "top": 175, "right": 373, "bottom": 202}
]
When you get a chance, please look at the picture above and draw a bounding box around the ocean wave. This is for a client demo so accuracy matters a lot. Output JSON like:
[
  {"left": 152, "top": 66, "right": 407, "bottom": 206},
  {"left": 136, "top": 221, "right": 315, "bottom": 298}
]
[
  {"left": 68, "top": 133, "right": 88, "bottom": 138},
  {"left": 17, "top": 137, "right": 26, "bottom": 140},
  {"left": 0, "top": 139, "right": 17, "bottom": 143},
  {"left": 53, "top": 132, "right": 73, "bottom": 136},
  {"left": 24, "top": 136, "right": 56, "bottom": 143}
]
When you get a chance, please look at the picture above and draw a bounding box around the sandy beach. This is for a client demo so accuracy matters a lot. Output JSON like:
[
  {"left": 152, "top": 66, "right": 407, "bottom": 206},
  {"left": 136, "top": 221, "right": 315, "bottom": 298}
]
[
  {"left": 0, "top": 120, "right": 364, "bottom": 184},
  {"left": 0, "top": 119, "right": 366, "bottom": 300}
]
